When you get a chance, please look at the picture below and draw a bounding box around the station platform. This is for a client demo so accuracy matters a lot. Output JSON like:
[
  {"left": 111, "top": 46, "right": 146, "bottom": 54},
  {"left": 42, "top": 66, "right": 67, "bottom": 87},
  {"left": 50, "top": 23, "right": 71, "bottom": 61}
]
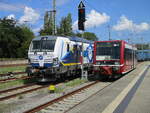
[
  {"left": 123, "top": 65, "right": 150, "bottom": 113},
  {"left": 67, "top": 61, "right": 150, "bottom": 113}
]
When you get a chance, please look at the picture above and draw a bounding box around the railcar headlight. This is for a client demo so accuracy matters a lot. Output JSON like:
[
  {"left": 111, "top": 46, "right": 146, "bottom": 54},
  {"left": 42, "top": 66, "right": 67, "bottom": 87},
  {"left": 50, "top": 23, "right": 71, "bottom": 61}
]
[
  {"left": 94, "top": 66, "right": 99, "bottom": 70},
  {"left": 113, "top": 66, "right": 119, "bottom": 71},
  {"left": 114, "top": 62, "right": 120, "bottom": 65},
  {"left": 96, "top": 62, "right": 101, "bottom": 65}
]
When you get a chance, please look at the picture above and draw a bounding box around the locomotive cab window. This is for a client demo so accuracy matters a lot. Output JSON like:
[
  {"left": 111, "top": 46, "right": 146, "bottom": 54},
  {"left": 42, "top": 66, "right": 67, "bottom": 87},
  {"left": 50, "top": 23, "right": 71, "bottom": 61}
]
[
  {"left": 31, "top": 40, "right": 56, "bottom": 52},
  {"left": 41, "top": 40, "right": 56, "bottom": 51},
  {"left": 32, "top": 41, "right": 40, "bottom": 51}
]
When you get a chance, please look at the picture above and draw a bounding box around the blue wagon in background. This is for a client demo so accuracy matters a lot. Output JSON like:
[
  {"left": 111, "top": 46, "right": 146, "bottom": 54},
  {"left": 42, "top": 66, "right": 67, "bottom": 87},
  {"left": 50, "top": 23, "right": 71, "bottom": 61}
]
[{"left": 136, "top": 50, "right": 150, "bottom": 61}]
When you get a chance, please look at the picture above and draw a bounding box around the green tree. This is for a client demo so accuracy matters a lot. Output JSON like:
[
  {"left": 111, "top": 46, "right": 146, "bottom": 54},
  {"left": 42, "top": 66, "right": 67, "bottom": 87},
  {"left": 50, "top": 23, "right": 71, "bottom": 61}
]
[
  {"left": 17, "top": 25, "right": 34, "bottom": 57},
  {"left": 57, "top": 13, "right": 73, "bottom": 36},
  {"left": 39, "top": 27, "right": 53, "bottom": 35},
  {"left": 0, "top": 18, "right": 34, "bottom": 58},
  {"left": 0, "top": 18, "right": 18, "bottom": 58},
  {"left": 40, "top": 11, "right": 54, "bottom": 35},
  {"left": 76, "top": 32, "right": 98, "bottom": 41}
]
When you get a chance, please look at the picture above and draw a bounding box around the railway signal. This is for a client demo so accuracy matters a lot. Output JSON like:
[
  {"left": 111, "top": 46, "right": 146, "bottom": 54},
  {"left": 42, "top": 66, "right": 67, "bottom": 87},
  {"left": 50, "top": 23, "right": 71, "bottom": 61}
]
[{"left": 78, "top": 1, "right": 85, "bottom": 31}]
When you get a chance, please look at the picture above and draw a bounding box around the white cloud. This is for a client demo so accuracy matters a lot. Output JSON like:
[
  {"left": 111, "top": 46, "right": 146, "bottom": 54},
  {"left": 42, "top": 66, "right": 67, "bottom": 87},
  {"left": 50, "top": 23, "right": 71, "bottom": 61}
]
[
  {"left": 134, "top": 22, "right": 150, "bottom": 31},
  {"left": 72, "top": 10, "right": 110, "bottom": 30},
  {"left": 85, "top": 10, "right": 110, "bottom": 29},
  {"left": 6, "top": 14, "right": 15, "bottom": 19},
  {"left": 56, "top": 0, "right": 70, "bottom": 6},
  {"left": 32, "top": 25, "right": 43, "bottom": 34},
  {"left": 72, "top": 21, "right": 78, "bottom": 31},
  {"left": 33, "top": 27, "right": 41, "bottom": 33},
  {"left": 113, "top": 16, "right": 150, "bottom": 32},
  {"left": 19, "top": 6, "right": 40, "bottom": 24},
  {"left": 113, "top": 16, "right": 133, "bottom": 31},
  {"left": 0, "top": 2, "right": 24, "bottom": 12}
]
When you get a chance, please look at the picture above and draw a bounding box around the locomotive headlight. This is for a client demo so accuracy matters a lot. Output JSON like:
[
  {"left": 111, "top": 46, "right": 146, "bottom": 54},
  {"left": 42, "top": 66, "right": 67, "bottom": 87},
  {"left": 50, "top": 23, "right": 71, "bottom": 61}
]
[
  {"left": 28, "top": 59, "right": 31, "bottom": 63},
  {"left": 53, "top": 58, "right": 58, "bottom": 65}
]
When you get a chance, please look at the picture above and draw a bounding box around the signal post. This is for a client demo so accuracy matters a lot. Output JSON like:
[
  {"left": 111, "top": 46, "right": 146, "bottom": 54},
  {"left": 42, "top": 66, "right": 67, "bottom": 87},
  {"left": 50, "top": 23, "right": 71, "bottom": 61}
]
[{"left": 78, "top": 1, "right": 86, "bottom": 79}]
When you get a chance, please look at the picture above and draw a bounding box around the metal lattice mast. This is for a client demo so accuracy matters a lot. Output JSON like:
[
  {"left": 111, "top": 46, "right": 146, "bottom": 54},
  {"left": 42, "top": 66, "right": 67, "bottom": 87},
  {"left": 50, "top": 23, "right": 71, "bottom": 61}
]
[{"left": 53, "top": 0, "right": 56, "bottom": 35}]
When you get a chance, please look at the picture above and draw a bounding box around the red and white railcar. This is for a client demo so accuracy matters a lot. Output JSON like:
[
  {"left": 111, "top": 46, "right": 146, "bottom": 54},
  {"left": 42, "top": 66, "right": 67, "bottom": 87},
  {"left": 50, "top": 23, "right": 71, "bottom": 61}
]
[{"left": 93, "top": 40, "right": 137, "bottom": 78}]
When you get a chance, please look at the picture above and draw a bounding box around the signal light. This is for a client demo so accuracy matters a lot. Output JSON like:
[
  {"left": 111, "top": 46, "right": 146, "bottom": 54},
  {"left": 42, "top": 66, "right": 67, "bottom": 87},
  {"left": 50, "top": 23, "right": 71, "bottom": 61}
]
[
  {"left": 78, "top": 8, "right": 85, "bottom": 31},
  {"left": 78, "top": 1, "right": 86, "bottom": 31},
  {"left": 78, "top": 9, "right": 85, "bottom": 22}
]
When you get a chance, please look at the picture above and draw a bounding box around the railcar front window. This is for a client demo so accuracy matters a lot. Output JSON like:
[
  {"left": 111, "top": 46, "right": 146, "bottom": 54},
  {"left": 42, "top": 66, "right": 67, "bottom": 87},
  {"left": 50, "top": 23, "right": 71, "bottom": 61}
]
[{"left": 96, "top": 42, "right": 120, "bottom": 60}]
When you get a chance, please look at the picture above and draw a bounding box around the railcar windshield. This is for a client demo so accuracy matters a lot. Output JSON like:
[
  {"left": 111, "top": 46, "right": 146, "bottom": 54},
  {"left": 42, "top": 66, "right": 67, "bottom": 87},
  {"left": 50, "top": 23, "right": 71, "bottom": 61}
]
[
  {"left": 96, "top": 41, "right": 121, "bottom": 60},
  {"left": 31, "top": 40, "right": 56, "bottom": 52}
]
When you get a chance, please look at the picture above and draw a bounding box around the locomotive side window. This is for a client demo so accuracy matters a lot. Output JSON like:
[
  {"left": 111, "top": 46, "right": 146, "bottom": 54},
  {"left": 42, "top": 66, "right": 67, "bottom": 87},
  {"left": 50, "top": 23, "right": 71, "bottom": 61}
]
[
  {"left": 73, "top": 45, "right": 78, "bottom": 51},
  {"left": 67, "top": 44, "right": 70, "bottom": 52}
]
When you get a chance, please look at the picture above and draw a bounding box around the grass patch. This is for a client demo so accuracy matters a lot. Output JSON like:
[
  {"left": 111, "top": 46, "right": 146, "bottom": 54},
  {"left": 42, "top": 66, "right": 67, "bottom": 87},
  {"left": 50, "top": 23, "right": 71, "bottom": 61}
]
[
  {"left": 0, "top": 78, "right": 36, "bottom": 90},
  {"left": 54, "top": 78, "right": 88, "bottom": 93},
  {"left": 55, "top": 87, "right": 64, "bottom": 93},
  {"left": 0, "top": 66, "right": 26, "bottom": 74},
  {"left": 0, "top": 58, "right": 25, "bottom": 61},
  {"left": 0, "top": 103, "right": 17, "bottom": 113},
  {"left": 0, "top": 103, "right": 12, "bottom": 113},
  {"left": 65, "top": 78, "right": 88, "bottom": 87}
]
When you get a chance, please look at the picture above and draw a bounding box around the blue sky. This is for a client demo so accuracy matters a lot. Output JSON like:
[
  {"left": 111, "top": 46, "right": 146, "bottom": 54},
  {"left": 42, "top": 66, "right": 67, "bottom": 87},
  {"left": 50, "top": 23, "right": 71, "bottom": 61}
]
[{"left": 0, "top": 0, "right": 150, "bottom": 44}]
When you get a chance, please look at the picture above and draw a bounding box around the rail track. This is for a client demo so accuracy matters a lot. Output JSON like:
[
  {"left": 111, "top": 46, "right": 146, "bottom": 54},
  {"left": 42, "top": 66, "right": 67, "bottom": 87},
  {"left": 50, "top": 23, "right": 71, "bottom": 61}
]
[
  {"left": 0, "top": 72, "right": 29, "bottom": 83},
  {"left": 24, "top": 81, "right": 112, "bottom": 113},
  {"left": 0, "top": 63, "right": 27, "bottom": 68},
  {"left": 0, "top": 75, "right": 30, "bottom": 83},
  {"left": 0, "top": 71, "right": 26, "bottom": 77},
  {"left": 0, "top": 83, "right": 48, "bottom": 101}
]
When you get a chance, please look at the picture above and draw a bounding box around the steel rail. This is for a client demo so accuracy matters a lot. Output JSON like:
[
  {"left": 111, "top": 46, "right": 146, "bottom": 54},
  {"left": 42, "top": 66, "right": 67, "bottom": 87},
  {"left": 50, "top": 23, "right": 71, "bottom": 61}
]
[
  {"left": 0, "top": 76, "right": 31, "bottom": 83},
  {"left": 0, "top": 83, "right": 36, "bottom": 94},
  {"left": 0, "top": 63, "right": 28, "bottom": 67},
  {"left": 24, "top": 81, "right": 99, "bottom": 113},
  {"left": 0, "top": 72, "right": 26, "bottom": 76},
  {"left": 0, "top": 85, "right": 48, "bottom": 101}
]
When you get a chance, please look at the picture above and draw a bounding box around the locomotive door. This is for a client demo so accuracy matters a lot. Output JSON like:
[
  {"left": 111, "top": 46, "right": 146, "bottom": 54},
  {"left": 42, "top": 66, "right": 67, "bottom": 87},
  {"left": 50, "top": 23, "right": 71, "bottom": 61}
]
[{"left": 73, "top": 44, "right": 80, "bottom": 64}]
